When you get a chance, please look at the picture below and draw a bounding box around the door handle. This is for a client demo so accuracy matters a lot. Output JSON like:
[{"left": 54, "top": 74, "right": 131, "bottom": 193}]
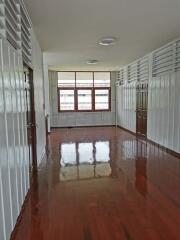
[
  {"left": 31, "top": 123, "right": 38, "bottom": 128},
  {"left": 27, "top": 123, "right": 38, "bottom": 128}
]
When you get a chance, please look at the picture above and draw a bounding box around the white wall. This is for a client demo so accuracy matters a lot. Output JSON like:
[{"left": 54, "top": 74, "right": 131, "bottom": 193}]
[
  {"left": 49, "top": 71, "right": 116, "bottom": 128},
  {"left": 43, "top": 63, "right": 51, "bottom": 132},
  {"left": 116, "top": 38, "right": 180, "bottom": 154},
  {"left": 31, "top": 31, "right": 46, "bottom": 164},
  {"left": 0, "top": 37, "right": 29, "bottom": 240},
  {"left": 148, "top": 72, "right": 180, "bottom": 153},
  {"left": 0, "top": 32, "right": 46, "bottom": 240},
  {"left": 116, "top": 82, "right": 136, "bottom": 133}
]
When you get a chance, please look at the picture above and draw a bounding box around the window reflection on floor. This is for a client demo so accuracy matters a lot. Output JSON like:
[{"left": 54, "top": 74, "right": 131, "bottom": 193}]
[
  {"left": 60, "top": 141, "right": 111, "bottom": 181},
  {"left": 79, "top": 143, "right": 94, "bottom": 164},
  {"left": 95, "top": 141, "right": 110, "bottom": 163},
  {"left": 61, "top": 143, "right": 76, "bottom": 166}
]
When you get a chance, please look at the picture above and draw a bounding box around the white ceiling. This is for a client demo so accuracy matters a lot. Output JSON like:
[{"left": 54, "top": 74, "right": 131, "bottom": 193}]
[{"left": 25, "top": 0, "right": 180, "bottom": 71}]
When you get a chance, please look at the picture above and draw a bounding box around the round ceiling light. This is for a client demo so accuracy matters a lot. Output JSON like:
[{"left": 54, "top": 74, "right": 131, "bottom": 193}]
[
  {"left": 86, "top": 59, "right": 99, "bottom": 65},
  {"left": 98, "top": 37, "right": 118, "bottom": 46}
]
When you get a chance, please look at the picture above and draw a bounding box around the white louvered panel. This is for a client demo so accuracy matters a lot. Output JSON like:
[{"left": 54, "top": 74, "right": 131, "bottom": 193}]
[
  {"left": 20, "top": 4, "right": 31, "bottom": 65},
  {"left": 175, "top": 40, "right": 180, "bottom": 70},
  {"left": 0, "top": 1, "right": 5, "bottom": 37},
  {"left": 128, "top": 62, "right": 138, "bottom": 82},
  {"left": 117, "top": 68, "right": 125, "bottom": 85},
  {"left": 137, "top": 57, "right": 149, "bottom": 82},
  {"left": 152, "top": 43, "right": 174, "bottom": 76},
  {"left": 116, "top": 71, "right": 120, "bottom": 86},
  {"left": 5, "top": 0, "right": 21, "bottom": 49}
]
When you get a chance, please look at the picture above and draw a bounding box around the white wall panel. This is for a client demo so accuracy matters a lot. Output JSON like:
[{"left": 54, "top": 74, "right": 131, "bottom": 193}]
[
  {"left": 147, "top": 38, "right": 180, "bottom": 153},
  {"left": 0, "top": 0, "right": 46, "bottom": 238},
  {"left": 15, "top": 53, "right": 24, "bottom": 208},
  {"left": 43, "top": 64, "right": 50, "bottom": 132},
  {"left": 117, "top": 82, "right": 136, "bottom": 133},
  {"left": 31, "top": 30, "right": 46, "bottom": 165},
  {"left": 8, "top": 44, "right": 19, "bottom": 227},
  {"left": 1, "top": 38, "right": 14, "bottom": 239},
  {"left": 117, "top": 38, "right": 180, "bottom": 154},
  {"left": 0, "top": 38, "right": 31, "bottom": 239},
  {"left": 18, "top": 53, "right": 28, "bottom": 202},
  {"left": 0, "top": 169, "right": 6, "bottom": 240},
  {"left": 147, "top": 71, "right": 180, "bottom": 153},
  {"left": 0, "top": 38, "right": 9, "bottom": 240},
  {"left": 0, "top": 32, "right": 46, "bottom": 240}
]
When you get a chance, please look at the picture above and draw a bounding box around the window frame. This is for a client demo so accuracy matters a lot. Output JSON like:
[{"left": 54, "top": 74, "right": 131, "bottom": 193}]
[{"left": 57, "top": 71, "right": 111, "bottom": 112}]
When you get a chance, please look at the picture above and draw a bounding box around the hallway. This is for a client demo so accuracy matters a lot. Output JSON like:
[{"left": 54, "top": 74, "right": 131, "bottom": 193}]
[{"left": 11, "top": 127, "right": 180, "bottom": 240}]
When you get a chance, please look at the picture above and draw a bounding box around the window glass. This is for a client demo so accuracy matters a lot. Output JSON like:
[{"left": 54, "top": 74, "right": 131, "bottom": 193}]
[
  {"left": 94, "top": 72, "right": 110, "bottom": 87},
  {"left": 58, "top": 72, "right": 75, "bottom": 87},
  {"left": 77, "top": 89, "right": 92, "bottom": 110},
  {"left": 95, "top": 89, "right": 109, "bottom": 110},
  {"left": 59, "top": 89, "right": 74, "bottom": 111},
  {"left": 76, "top": 72, "right": 93, "bottom": 87}
]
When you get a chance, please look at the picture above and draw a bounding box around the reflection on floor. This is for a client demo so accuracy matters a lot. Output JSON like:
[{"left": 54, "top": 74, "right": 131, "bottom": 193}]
[
  {"left": 11, "top": 127, "right": 180, "bottom": 240},
  {"left": 60, "top": 141, "right": 111, "bottom": 181}
]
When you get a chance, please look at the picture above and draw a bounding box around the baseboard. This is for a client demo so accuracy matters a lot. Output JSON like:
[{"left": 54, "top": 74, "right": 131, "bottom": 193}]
[
  {"left": 117, "top": 125, "right": 137, "bottom": 136},
  {"left": 51, "top": 125, "right": 116, "bottom": 129},
  {"left": 147, "top": 138, "right": 180, "bottom": 159},
  {"left": 117, "top": 125, "right": 180, "bottom": 159}
]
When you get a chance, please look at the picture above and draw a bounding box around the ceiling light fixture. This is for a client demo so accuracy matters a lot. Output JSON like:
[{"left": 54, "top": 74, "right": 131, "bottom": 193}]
[
  {"left": 98, "top": 37, "right": 118, "bottom": 46},
  {"left": 86, "top": 59, "right": 99, "bottom": 65}
]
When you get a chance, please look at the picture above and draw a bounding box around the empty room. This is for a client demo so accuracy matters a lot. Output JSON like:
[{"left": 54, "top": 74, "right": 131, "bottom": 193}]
[{"left": 0, "top": 0, "right": 180, "bottom": 239}]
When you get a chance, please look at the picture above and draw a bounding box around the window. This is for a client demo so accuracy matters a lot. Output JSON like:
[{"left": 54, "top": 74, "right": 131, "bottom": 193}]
[{"left": 58, "top": 71, "right": 111, "bottom": 112}]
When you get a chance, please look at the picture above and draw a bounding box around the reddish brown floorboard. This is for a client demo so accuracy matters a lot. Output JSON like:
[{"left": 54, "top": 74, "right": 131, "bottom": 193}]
[{"left": 11, "top": 127, "right": 180, "bottom": 240}]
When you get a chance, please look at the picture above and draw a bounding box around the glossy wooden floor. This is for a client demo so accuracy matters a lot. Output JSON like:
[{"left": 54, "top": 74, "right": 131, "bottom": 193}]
[{"left": 11, "top": 127, "right": 180, "bottom": 240}]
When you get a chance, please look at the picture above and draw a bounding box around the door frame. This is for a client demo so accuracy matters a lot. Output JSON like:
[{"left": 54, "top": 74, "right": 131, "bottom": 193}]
[
  {"left": 136, "top": 82, "right": 148, "bottom": 138},
  {"left": 24, "top": 62, "right": 37, "bottom": 174}
]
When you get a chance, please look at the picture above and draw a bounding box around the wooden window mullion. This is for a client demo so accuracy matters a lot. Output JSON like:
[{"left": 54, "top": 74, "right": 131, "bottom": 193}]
[{"left": 75, "top": 88, "right": 77, "bottom": 111}]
